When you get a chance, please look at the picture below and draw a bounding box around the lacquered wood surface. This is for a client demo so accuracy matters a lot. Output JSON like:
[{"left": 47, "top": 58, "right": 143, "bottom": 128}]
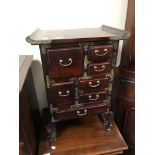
[
  {"left": 51, "top": 81, "right": 75, "bottom": 109},
  {"left": 39, "top": 115, "right": 128, "bottom": 155},
  {"left": 119, "top": 81, "right": 135, "bottom": 100},
  {"left": 88, "top": 45, "right": 112, "bottom": 62},
  {"left": 116, "top": 67, "right": 135, "bottom": 150},
  {"left": 79, "top": 92, "right": 107, "bottom": 103},
  {"left": 119, "top": 67, "right": 135, "bottom": 82},
  {"left": 79, "top": 78, "right": 109, "bottom": 94},
  {"left": 47, "top": 47, "right": 84, "bottom": 79},
  {"left": 54, "top": 104, "right": 108, "bottom": 121},
  {"left": 87, "top": 62, "right": 111, "bottom": 76}
]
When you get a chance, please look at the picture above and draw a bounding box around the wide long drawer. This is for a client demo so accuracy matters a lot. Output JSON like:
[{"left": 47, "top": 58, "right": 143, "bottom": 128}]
[{"left": 54, "top": 104, "right": 108, "bottom": 121}]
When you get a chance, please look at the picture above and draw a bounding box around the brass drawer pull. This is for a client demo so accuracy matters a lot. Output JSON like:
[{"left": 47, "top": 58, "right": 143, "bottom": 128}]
[
  {"left": 89, "top": 80, "right": 100, "bottom": 88},
  {"left": 59, "top": 58, "right": 72, "bottom": 67},
  {"left": 95, "top": 49, "right": 108, "bottom": 56},
  {"left": 94, "top": 65, "right": 105, "bottom": 72},
  {"left": 58, "top": 90, "right": 70, "bottom": 97},
  {"left": 76, "top": 109, "right": 87, "bottom": 116},
  {"left": 89, "top": 94, "right": 99, "bottom": 101}
]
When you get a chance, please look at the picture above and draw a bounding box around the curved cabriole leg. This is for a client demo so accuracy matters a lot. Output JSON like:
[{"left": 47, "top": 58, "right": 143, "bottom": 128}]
[{"left": 100, "top": 111, "right": 114, "bottom": 131}]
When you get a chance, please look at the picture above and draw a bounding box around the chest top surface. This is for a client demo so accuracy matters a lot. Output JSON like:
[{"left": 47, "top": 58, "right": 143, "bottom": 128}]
[{"left": 26, "top": 25, "right": 130, "bottom": 45}]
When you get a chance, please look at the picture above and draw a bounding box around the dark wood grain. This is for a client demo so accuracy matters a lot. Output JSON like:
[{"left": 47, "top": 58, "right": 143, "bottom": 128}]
[
  {"left": 54, "top": 104, "right": 108, "bottom": 121},
  {"left": 47, "top": 47, "right": 84, "bottom": 79},
  {"left": 119, "top": 67, "right": 135, "bottom": 82},
  {"left": 50, "top": 40, "right": 112, "bottom": 49},
  {"left": 39, "top": 114, "right": 128, "bottom": 155},
  {"left": 51, "top": 81, "right": 75, "bottom": 110},
  {"left": 39, "top": 45, "right": 53, "bottom": 105},
  {"left": 87, "top": 62, "right": 111, "bottom": 76},
  {"left": 88, "top": 45, "right": 112, "bottom": 62},
  {"left": 119, "top": 80, "right": 135, "bottom": 100},
  {"left": 19, "top": 56, "right": 41, "bottom": 155},
  {"left": 117, "top": 98, "right": 134, "bottom": 127},
  {"left": 79, "top": 92, "right": 107, "bottom": 104},
  {"left": 19, "top": 74, "right": 39, "bottom": 155},
  {"left": 79, "top": 77, "right": 110, "bottom": 94},
  {"left": 50, "top": 36, "right": 111, "bottom": 44},
  {"left": 26, "top": 26, "right": 130, "bottom": 154},
  {"left": 116, "top": 67, "right": 135, "bottom": 149},
  {"left": 123, "top": 106, "right": 135, "bottom": 146}
]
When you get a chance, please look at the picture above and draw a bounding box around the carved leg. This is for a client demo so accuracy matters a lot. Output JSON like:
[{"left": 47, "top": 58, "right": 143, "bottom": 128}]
[
  {"left": 100, "top": 111, "right": 114, "bottom": 131},
  {"left": 46, "top": 120, "right": 56, "bottom": 144}
]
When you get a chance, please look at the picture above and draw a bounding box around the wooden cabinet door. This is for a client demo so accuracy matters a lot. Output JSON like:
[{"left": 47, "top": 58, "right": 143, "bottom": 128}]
[
  {"left": 116, "top": 67, "right": 135, "bottom": 147},
  {"left": 123, "top": 107, "right": 135, "bottom": 145}
]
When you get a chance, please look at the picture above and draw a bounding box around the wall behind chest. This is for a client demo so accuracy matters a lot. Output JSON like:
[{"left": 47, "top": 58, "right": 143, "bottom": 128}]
[{"left": 17, "top": 0, "right": 128, "bottom": 110}]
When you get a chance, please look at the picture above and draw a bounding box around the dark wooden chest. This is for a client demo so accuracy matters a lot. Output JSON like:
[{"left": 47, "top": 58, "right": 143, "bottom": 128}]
[{"left": 26, "top": 25, "right": 130, "bottom": 142}]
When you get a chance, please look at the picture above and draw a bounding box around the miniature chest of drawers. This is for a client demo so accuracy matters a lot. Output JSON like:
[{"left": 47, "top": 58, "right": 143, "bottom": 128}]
[{"left": 26, "top": 25, "right": 130, "bottom": 142}]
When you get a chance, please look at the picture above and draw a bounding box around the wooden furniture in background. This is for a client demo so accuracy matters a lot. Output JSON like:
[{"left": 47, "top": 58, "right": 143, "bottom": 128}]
[
  {"left": 39, "top": 108, "right": 128, "bottom": 155},
  {"left": 26, "top": 25, "right": 130, "bottom": 143},
  {"left": 121, "top": 0, "right": 135, "bottom": 67},
  {"left": 19, "top": 55, "right": 41, "bottom": 155},
  {"left": 115, "top": 0, "right": 135, "bottom": 154},
  {"left": 116, "top": 67, "right": 135, "bottom": 154}
]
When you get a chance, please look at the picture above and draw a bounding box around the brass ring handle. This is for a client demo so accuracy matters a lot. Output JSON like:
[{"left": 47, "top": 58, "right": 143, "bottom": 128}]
[
  {"left": 94, "top": 65, "right": 105, "bottom": 72},
  {"left": 59, "top": 58, "right": 72, "bottom": 67},
  {"left": 58, "top": 90, "right": 70, "bottom": 97},
  {"left": 89, "top": 80, "right": 100, "bottom": 88},
  {"left": 89, "top": 94, "right": 99, "bottom": 101},
  {"left": 95, "top": 49, "right": 108, "bottom": 56},
  {"left": 76, "top": 109, "right": 87, "bottom": 116}
]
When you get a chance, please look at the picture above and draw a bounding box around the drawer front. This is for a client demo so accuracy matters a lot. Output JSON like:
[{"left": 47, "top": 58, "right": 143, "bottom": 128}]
[
  {"left": 79, "top": 92, "right": 107, "bottom": 104},
  {"left": 47, "top": 47, "right": 84, "bottom": 79},
  {"left": 120, "top": 80, "right": 135, "bottom": 100},
  {"left": 87, "top": 62, "right": 111, "bottom": 76},
  {"left": 54, "top": 104, "right": 108, "bottom": 121},
  {"left": 51, "top": 81, "right": 75, "bottom": 110},
  {"left": 79, "top": 78, "right": 109, "bottom": 94},
  {"left": 88, "top": 45, "right": 112, "bottom": 61},
  {"left": 123, "top": 108, "right": 135, "bottom": 145}
]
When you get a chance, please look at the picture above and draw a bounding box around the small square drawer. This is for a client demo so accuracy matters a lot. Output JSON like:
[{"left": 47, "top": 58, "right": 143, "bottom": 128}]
[
  {"left": 51, "top": 81, "right": 75, "bottom": 110},
  {"left": 47, "top": 47, "right": 84, "bottom": 79},
  {"left": 54, "top": 104, "right": 108, "bottom": 121},
  {"left": 79, "top": 92, "right": 108, "bottom": 104},
  {"left": 87, "top": 62, "right": 111, "bottom": 76},
  {"left": 79, "top": 78, "right": 109, "bottom": 94},
  {"left": 88, "top": 45, "right": 112, "bottom": 62}
]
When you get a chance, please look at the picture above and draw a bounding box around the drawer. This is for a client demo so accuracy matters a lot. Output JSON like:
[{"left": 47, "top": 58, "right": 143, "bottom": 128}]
[
  {"left": 79, "top": 77, "right": 110, "bottom": 94},
  {"left": 79, "top": 92, "right": 108, "bottom": 104},
  {"left": 51, "top": 81, "right": 75, "bottom": 110},
  {"left": 87, "top": 62, "right": 111, "bottom": 76},
  {"left": 54, "top": 104, "right": 108, "bottom": 121},
  {"left": 47, "top": 47, "right": 84, "bottom": 79},
  {"left": 119, "top": 79, "right": 135, "bottom": 100},
  {"left": 88, "top": 45, "right": 112, "bottom": 62}
]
